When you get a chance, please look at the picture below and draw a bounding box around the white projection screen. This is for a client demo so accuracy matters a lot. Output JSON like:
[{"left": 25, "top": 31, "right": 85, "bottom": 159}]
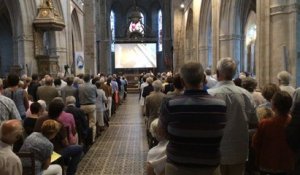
[{"left": 115, "top": 43, "right": 157, "bottom": 68}]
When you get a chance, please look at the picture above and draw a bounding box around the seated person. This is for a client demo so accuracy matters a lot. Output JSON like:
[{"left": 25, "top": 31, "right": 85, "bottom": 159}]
[
  {"left": 19, "top": 119, "right": 62, "bottom": 175},
  {"left": 23, "top": 102, "right": 42, "bottom": 136},
  {"left": 0, "top": 119, "right": 24, "bottom": 175},
  {"left": 147, "top": 119, "right": 168, "bottom": 175},
  {"left": 64, "top": 96, "right": 88, "bottom": 145},
  {"left": 34, "top": 98, "right": 83, "bottom": 175}
]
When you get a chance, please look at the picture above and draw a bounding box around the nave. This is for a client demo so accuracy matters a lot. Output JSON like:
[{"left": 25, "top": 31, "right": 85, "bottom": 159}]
[{"left": 76, "top": 94, "right": 148, "bottom": 175}]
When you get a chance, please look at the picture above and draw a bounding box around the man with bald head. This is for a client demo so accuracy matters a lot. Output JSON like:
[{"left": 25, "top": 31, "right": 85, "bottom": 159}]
[{"left": 0, "top": 119, "right": 23, "bottom": 175}]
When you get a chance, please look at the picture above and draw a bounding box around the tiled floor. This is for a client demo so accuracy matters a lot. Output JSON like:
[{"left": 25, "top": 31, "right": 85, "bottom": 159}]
[{"left": 76, "top": 94, "right": 148, "bottom": 175}]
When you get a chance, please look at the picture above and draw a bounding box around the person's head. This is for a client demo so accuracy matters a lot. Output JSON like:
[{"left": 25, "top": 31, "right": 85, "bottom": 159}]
[
  {"left": 180, "top": 62, "right": 204, "bottom": 89},
  {"left": 54, "top": 78, "right": 62, "bottom": 87},
  {"left": 146, "top": 77, "right": 153, "bottom": 85},
  {"left": 173, "top": 73, "right": 184, "bottom": 90},
  {"left": 7, "top": 74, "right": 20, "bottom": 87},
  {"left": 241, "top": 77, "right": 257, "bottom": 93},
  {"left": 37, "top": 100, "right": 47, "bottom": 113},
  {"left": 256, "top": 106, "right": 273, "bottom": 122},
  {"left": 277, "top": 71, "right": 291, "bottom": 86},
  {"left": 152, "top": 80, "right": 163, "bottom": 92},
  {"left": 41, "top": 119, "right": 60, "bottom": 139},
  {"left": 0, "top": 119, "right": 23, "bottom": 145},
  {"left": 30, "top": 102, "right": 42, "bottom": 115},
  {"left": 262, "top": 83, "right": 281, "bottom": 101},
  {"left": 45, "top": 76, "right": 53, "bottom": 86},
  {"left": 48, "top": 98, "right": 64, "bottom": 119},
  {"left": 149, "top": 119, "right": 165, "bottom": 141},
  {"left": 216, "top": 57, "right": 237, "bottom": 81},
  {"left": 205, "top": 67, "right": 212, "bottom": 76},
  {"left": 95, "top": 81, "right": 101, "bottom": 89},
  {"left": 271, "top": 91, "right": 292, "bottom": 116},
  {"left": 166, "top": 76, "right": 173, "bottom": 84},
  {"left": 31, "top": 73, "right": 39, "bottom": 81},
  {"left": 233, "top": 78, "right": 242, "bottom": 87},
  {"left": 66, "top": 76, "right": 74, "bottom": 86},
  {"left": 83, "top": 74, "right": 91, "bottom": 83},
  {"left": 66, "top": 96, "right": 76, "bottom": 106}
]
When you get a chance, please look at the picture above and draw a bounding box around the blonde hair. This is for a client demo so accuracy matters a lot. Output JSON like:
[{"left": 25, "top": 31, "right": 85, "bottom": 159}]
[
  {"left": 256, "top": 106, "right": 273, "bottom": 122},
  {"left": 41, "top": 120, "right": 60, "bottom": 138}
]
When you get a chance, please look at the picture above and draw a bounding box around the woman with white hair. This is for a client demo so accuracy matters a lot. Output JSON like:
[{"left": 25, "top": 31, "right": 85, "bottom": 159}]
[
  {"left": 147, "top": 119, "right": 168, "bottom": 175},
  {"left": 277, "top": 70, "right": 295, "bottom": 97}
]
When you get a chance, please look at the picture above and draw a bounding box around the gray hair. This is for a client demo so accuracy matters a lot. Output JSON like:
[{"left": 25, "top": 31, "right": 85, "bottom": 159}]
[
  {"left": 149, "top": 119, "right": 159, "bottom": 139},
  {"left": 66, "top": 96, "right": 76, "bottom": 105},
  {"left": 216, "top": 57, "right": 237, "bottom": 80},
  {"left": 37, "top": 100, "right": 47, "bottom": 111},
  {"left": 152, "top": 80, "right": 163, "bottom": 92},
  {"left": 146, "top": 77, "right": 153, "bottom": 84},
  {"left": 277, "top": 71, "right": 291, "bottom": 85},
  {"left": 180, "top": 62, "right": 204, "bottom": 86}
]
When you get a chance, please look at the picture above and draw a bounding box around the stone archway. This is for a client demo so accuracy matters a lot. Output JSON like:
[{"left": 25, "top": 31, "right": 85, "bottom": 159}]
[
  {"left": 71, "top": 9, "right": 83, "bottom": 75},
  {"left": 0, "top": 1, "right": 13, "bottom": 76}
]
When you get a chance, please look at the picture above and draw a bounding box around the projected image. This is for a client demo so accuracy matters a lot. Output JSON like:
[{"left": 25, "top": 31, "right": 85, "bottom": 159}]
[{"left": 115, "top": 43, "right": 157, "bottom": 68}]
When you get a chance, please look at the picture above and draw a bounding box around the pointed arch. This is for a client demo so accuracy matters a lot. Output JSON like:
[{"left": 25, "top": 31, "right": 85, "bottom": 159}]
[{"left": 71, "top": 9, "right": 83, "bottom": 51}]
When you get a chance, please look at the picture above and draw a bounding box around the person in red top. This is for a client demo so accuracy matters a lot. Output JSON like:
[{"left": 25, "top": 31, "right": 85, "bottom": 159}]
[{"left": 252, "top": 91, "right": 295, "bottom": 175}]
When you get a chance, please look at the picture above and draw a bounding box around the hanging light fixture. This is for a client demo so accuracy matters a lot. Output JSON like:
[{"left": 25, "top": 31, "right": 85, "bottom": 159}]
[{"left": 180, "top": 0, "right": 185, "bottom": 9}]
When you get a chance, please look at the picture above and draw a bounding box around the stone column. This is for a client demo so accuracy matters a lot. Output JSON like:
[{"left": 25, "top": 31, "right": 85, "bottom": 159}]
[
  {"left": 256, "top": 0, "right": 300, "bottom": 87},
  {"left": 172, "top": 0, "right": 185, "bottom": 72},
  {"left": 97, "top": 0, "right": 111, "bottom": 74},
  {"left": 162, "top": 0, "right": 173, "bottom": 71},
  {"left": 84, "top": 0, "right": 97, "bottom": 74}
]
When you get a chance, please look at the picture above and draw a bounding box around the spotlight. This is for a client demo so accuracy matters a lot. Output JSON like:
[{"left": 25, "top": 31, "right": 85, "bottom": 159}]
[{"left": 180, "top": 3, "right": 184, "bottom": 9}]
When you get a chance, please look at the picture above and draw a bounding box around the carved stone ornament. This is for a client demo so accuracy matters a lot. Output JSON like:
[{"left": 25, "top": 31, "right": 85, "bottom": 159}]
[{"left": 33, "top": 0, "right": 65, "bottom": 31}]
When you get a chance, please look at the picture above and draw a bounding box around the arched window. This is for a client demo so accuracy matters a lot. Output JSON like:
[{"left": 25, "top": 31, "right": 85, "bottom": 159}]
[
  {"left": 110, "top": 11, "right": 115, "bottom": 52},
  {"left": 158, "top": 10, "right": 162, "bottom": 51}
]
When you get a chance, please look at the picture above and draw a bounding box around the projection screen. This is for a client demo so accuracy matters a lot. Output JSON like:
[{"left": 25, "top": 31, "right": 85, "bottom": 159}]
[{"left": 115, "top": 43, "right": 157, "bottom": 68}]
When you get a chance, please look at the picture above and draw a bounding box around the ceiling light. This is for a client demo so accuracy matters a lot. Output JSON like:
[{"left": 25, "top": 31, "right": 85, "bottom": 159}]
[{"left": 180, "top": 3, "right": 184, "bottom": 9}]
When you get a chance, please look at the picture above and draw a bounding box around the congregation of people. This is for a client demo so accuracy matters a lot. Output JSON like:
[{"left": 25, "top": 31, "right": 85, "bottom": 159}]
[
  {"left": 142, "top": 58, "right": 300, "bottom": 175},
  {"left": 0, "top": 72, "right": 127, "bottom": 175}
]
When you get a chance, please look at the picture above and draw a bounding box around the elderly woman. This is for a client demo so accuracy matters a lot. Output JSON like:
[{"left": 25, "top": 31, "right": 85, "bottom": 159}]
[
  {"left": 277, "top": 71, "right": 295, "bottom": 97},
  {"left": 147, "top": 119, "right": 168, "bottom": 175},
  {"left": 252, "top": 91, "right": 295, "bottom": 175},
  {"left": 20, "top": 119, "right": 62, "bottom": 175}
]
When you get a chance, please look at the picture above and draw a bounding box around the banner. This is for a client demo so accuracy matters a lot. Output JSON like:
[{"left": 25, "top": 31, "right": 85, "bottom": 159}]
[{"left": 75, "top": 52, "right": 84, "bottom": 74}]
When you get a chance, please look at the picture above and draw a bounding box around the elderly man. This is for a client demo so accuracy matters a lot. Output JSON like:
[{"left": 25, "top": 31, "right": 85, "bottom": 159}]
[
  {"left": 78, "top": 74, "right": 97, "bottom": 143},
  {"left": 159, "top": 62, "right": 227, "bottom": 175},
  {"left": 145, "top": 80, "right": 165, "bottom": 148},
  {"left": 0, "top": 78, "right": 21, "bottom": 123},
  {"left": 208, "top": 57, "right": 257, "bottom": 175},
  {"left": 0, "top": 119, "right": 23, "bottom": 175}
]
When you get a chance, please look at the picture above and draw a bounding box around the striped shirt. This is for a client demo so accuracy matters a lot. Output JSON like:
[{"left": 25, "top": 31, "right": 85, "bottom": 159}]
[{"left": 159, "top": 89, "right": 226, "bottom": 167}]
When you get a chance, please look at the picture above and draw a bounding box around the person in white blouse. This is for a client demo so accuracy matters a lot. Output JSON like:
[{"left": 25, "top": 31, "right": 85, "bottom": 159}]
[{"left": 147, "top": 119, "right": 168, "bottom": 175}]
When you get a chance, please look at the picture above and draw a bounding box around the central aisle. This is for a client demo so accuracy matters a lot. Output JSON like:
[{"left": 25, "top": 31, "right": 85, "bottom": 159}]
[{"left": 76, "top": 94, "right": 149, "bottom": 175}]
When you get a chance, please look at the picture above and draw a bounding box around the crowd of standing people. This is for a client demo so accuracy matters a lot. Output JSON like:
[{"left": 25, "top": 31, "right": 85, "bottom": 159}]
[
  {"left": 0, "top": 72, "right": 127, "bottom": 175},
  {"left": 142, "top": 57, "right": 300, "bottom": 175}
]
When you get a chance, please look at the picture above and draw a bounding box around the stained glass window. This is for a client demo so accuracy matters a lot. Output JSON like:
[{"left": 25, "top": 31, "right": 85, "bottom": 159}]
[
  {"left": 110, "top": 11, "right": 115, "bottom": 51},
  {"left": 158, "top": 10, "right": 162, "bottom": 51}
]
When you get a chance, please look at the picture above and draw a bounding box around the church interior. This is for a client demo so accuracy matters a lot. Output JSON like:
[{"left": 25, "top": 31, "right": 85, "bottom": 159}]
[{"left": 1, "top": 0, "right": 300, "bottom": 175}]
